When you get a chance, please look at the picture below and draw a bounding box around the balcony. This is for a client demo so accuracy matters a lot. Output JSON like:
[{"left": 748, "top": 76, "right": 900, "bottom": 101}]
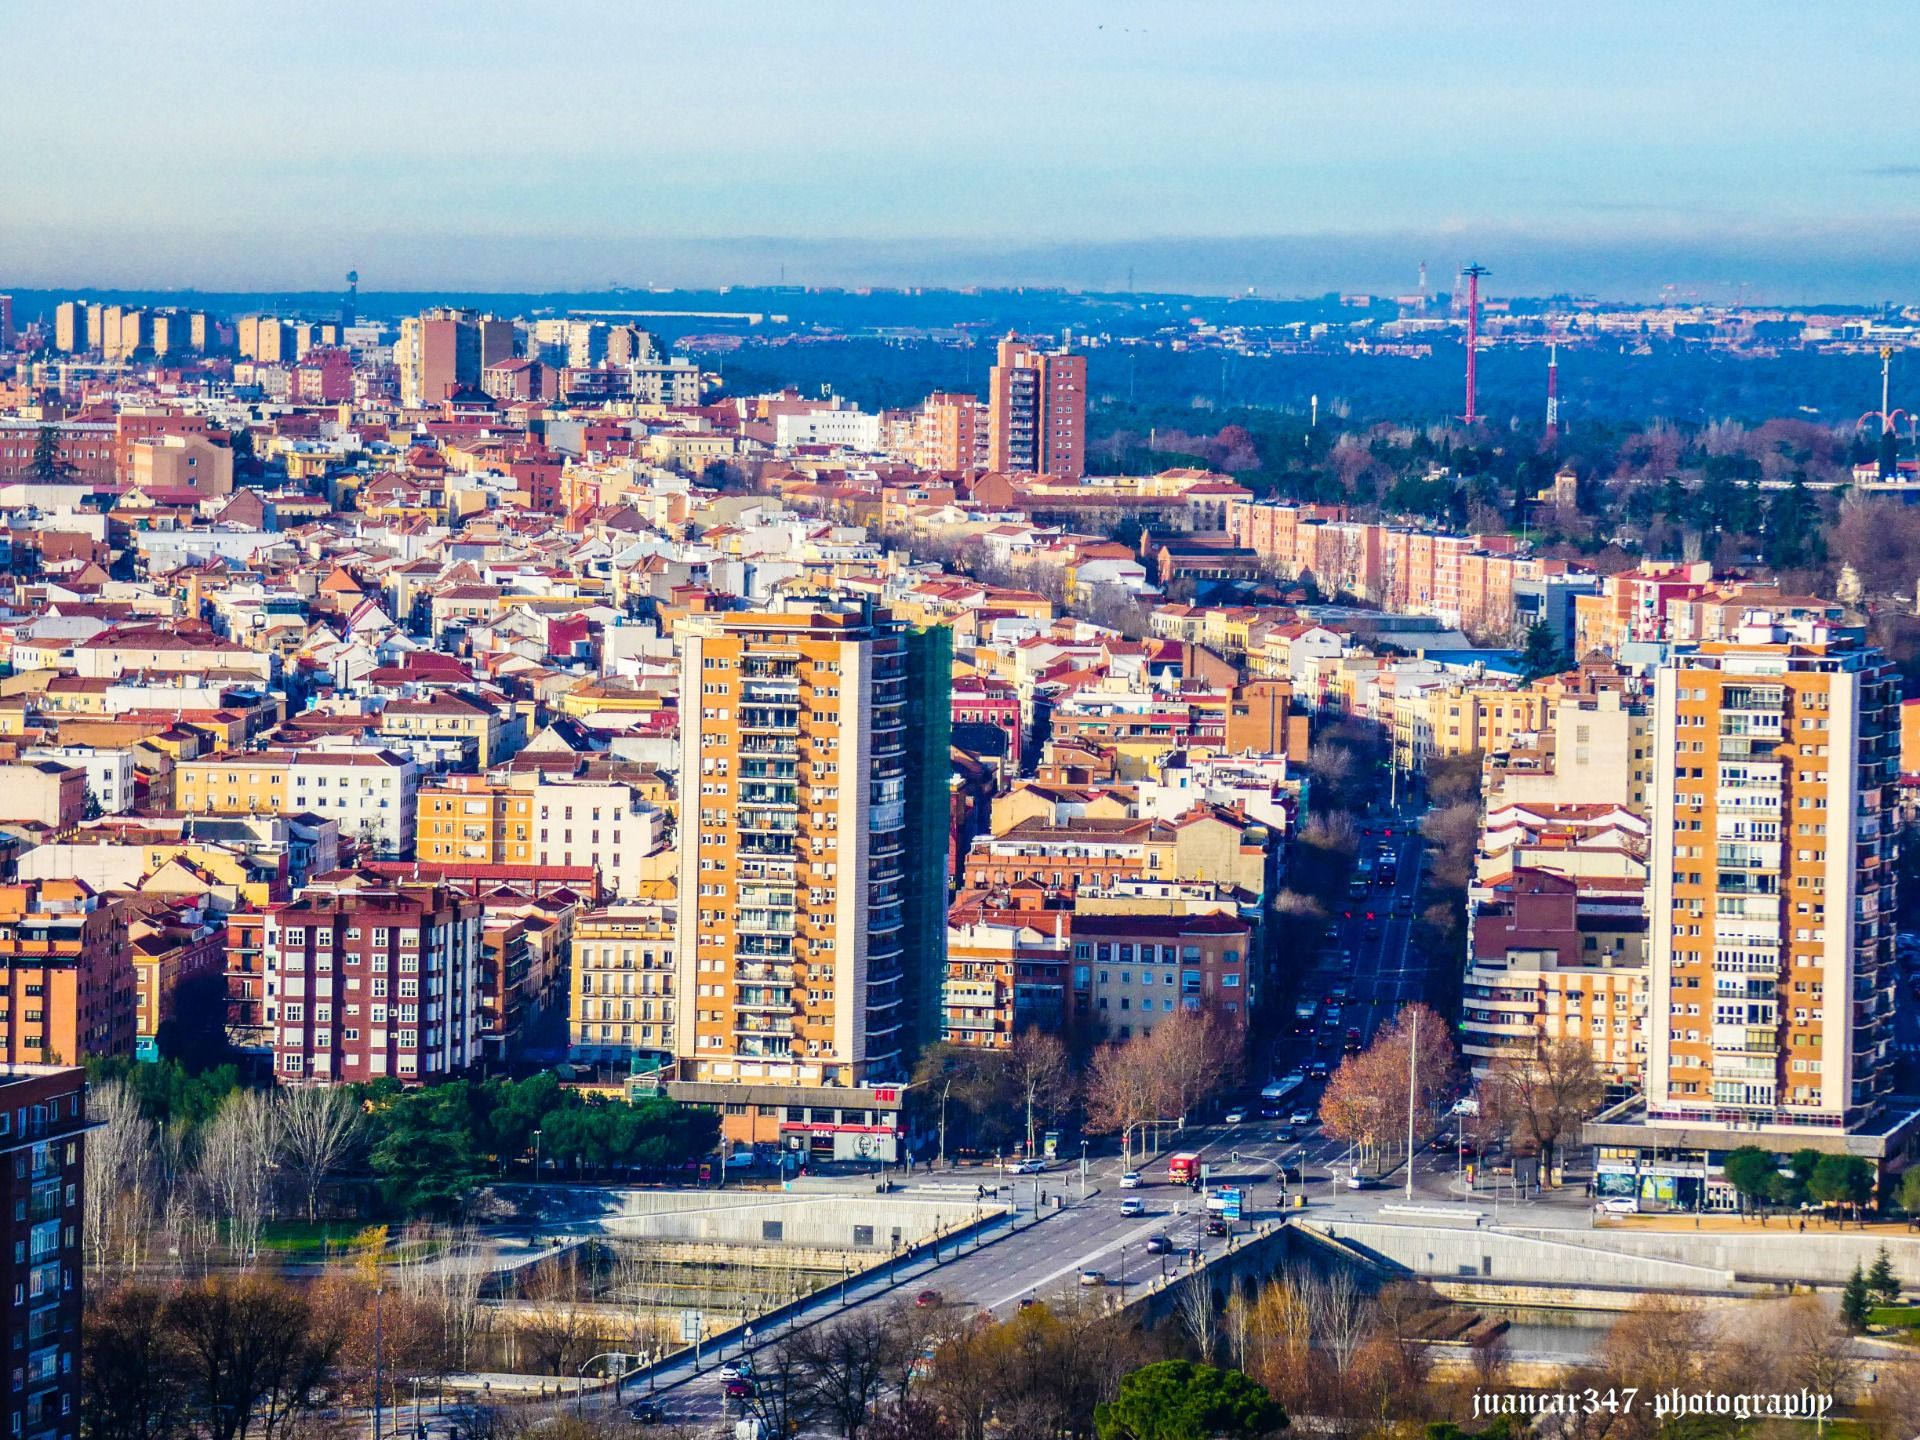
[
  {"left": 736, "top": 991, "right": 795, "bottom": 1013},
  {"left": 735, "top": 962, "right": 796, "bottom": 983}
]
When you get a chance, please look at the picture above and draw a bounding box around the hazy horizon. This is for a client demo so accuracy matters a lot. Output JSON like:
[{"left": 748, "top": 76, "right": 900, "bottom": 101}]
[{"left": 8, "top": 1, "right": 1920, "bottom": 302}]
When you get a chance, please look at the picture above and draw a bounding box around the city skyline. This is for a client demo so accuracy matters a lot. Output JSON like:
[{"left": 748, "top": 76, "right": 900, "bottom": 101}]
[{"left": 8, "top": 1, "right": 1920, "bottom": 298}]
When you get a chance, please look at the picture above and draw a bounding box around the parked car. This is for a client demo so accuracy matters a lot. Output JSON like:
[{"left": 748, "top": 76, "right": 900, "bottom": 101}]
[
  {"left": 1120, "top": 1197, "right": 1146, "bottom": 1217},
  {"left": 1598, "top": 1197, "right": 1639, "bottom": 1215},
  {"left": 1120, "top": 1171, "right": 1142, "bottom": 1189}
]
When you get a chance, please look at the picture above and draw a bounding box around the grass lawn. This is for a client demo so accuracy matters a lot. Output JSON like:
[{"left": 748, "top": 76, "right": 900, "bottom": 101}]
[
  {"left": 257, "top": 1221, "right": 368, "bottom": 1254},
  {"left": 238, "top": 1221, "right": 451, "bottom": 1266},
  {"left": 1869, "top": 1305, "right": 1920, "bottom": 1329}
]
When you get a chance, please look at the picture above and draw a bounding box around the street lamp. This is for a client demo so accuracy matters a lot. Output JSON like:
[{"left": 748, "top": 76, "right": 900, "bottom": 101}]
[
  {"left": 575, "top": 1352, "right": 634, "bottom": 1415},
  {"left": 937, "top": 1078, "right": 953, "bottom": 1170},
  {"left": 532, "top": 1128, "right": 542, "bottom": 1180}
]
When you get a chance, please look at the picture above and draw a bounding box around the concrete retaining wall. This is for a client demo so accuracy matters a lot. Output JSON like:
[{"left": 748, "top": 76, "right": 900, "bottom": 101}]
[
  {"left": 1305, "top": 1219, "right": 1736, "bottom": 1291},
  {"left": 1507, "top": 1224, "right": 1920, "bottom": 1288}
]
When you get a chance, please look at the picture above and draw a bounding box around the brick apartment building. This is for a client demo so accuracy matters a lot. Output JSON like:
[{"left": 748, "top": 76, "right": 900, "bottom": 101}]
[{"left": 265, "top": 873, "right": 483, "bottom": 1083}]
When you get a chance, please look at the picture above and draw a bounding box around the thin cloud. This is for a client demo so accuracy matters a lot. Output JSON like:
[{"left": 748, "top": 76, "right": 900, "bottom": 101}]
[{"left": 1863, "top": 164, "right": 1920, "bottom": 178}]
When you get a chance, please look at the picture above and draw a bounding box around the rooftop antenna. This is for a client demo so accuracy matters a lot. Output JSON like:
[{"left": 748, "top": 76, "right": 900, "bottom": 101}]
[{"left": 1460, "top": 263, "right": 1489, "bottom": 425}]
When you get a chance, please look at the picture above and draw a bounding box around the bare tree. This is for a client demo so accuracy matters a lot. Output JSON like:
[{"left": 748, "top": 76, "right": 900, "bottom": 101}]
[
  {"left": 276, "top": 1084, "right": 361, "bottom": 1224},
  {"left": 1478, "top": 1035, "right": 1606, "bottom": 1181},
  {"left": 197, "top": 1089, "right": 281, "bottom": 1268},
  {"left": 1305, "top": 1265, "right": 1372, "bottom": 1381},
  {"left": 1151, "top": 1008, "right": 1242, "bottom": 1123},
  {"left": 1768, "top": 1294, "right": 1858, "bottom": 1413},
  {"left": 1318, "top": 1003, "right": 1456, "bottom": 1171},
  {"left": 1083, "top": 1039, "right": 1162, "bottom": 1168},
  {"left": 1007, "top": 1029, "right": 1073, "bottom": 1158},
  {"left": 1175, "top": 1274, "right": 1221, "bottom": 1363},
  {"left": 790, "top": 1311, "right": 901, "bottom": 1440},
  {"left": 389, "top": 1225, "right": 487, "bottom": 1375},
  {"left": 84, "top": 1080, "right": 159, "bottom": 1273},
  {"left": 743, "top": 1335, "right": 824, "bottom": 1440},
  {"left": 516, "top": 1252, "right": 597, "bottom": 1376}
]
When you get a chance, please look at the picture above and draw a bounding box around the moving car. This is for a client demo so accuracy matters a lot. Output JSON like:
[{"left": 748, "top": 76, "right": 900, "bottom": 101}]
[
  {"left": 1344, "top": 1028, "right": 1363, "bottom": 1053},
  {"left": 1274, "top": 1126, "right": 1298, "bottom": 1144},
  {"left": 721, "top": 1359, "right": 755, "bottom": 1381},
  {"left": 1120, "top": 1171, "right": 1142, "bottom": 1188},
  {"left": 1120, "top": 1197, "right": 1145, "bottom": 1217},
  {"left": 1598, "top": 1197, "right": 1639, "bottom": 1215},
  {"left": 1289, "top": 1110, "right": 1315, "bottom": 1128},
  {"left": 1205, "top": 1216, "right": 1230, "bottom": 1236},
  {"left": 725, "top": 1378, "right": 756, "bottom": 1400},
  {"left": 913, "top": 1289, "right": 942, "bottom": 1308},
  {"left": 628, "top": 1401, "right": 668, "bottom": 1424},
  {"left": 1145, "top": 1234, "right": 1173, "bottom": 1254},
  {"left": 1224, "top": 1109, "right": 1247, "bottom": 1124},
  {"left": 1309, "top": 1061, "right": 1330, "bottom": 1079},
  {"left": 1012, "top": 1158, "right": 1047, "bottom": 1174},
  {"left": 1079, "top": 1269, "right": 1106, "bottom": 1286}
]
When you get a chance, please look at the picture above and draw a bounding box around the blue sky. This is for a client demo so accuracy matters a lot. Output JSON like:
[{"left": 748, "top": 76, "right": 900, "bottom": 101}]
[{"left": 5, "top": 0, "right": 1920, "bottom": 298}]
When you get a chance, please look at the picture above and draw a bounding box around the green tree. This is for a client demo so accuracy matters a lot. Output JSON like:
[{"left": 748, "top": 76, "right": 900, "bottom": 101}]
[
  {"left": 1868, "top": 1245, "right": 1901, "bottom": 1305},
  {"left": 30, "top": 424, "right": 70, "bottom": 480},
  {"left": 1518, "top": 621, "right": 1570, "bottom": 681},
  {"left": 1721, "top": 1146, "right": 1778, "bottom": 1214},
  {"left": 1094, "top": 1360, "right": 1286, "bottom": 1440},
  {"left": 1843, "top": 1263, "right": 1873, "bottom": 1332},
  {"left": 1898, "top": 1166, "right": 1920, "bottom": 1217},
  {"left": 1764, "top": 476, "right": 1824, "bottom": 571},
  {"left": 1809, "top": 1154, "right": 1875, "bottom": 1218}
]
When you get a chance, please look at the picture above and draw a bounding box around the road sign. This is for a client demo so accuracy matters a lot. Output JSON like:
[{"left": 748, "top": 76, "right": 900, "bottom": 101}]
[
  {"left": 1199, "top": 1163, "right": 1211, "bottom": 1183},
  {"left": 680, "top": 1309, "right": 703, "bottom": 1342}
]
